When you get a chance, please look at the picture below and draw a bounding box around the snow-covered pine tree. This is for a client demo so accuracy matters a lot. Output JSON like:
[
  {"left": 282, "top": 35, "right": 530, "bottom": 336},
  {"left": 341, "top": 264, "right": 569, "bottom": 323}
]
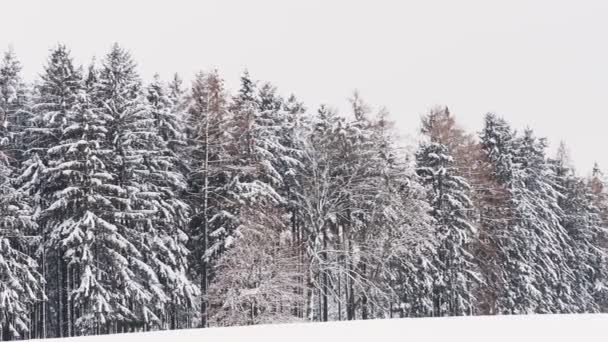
[
  {"left": 480, "top": 113, "right": 515, "bottom": 184},
  {"left": 480, "top": 114, "right": 578, "bottom": 314},
  {"left": 416, "top": 108, "right": 478, "bottom": 316},
  {"left": 553, "top": 143, "right": 608, "bottom": 312},
  {"left": 511, "top": 129, "right": 577, "bottom": 313},
  {"left": 185, "top": 70, "right": 234, "bottom": 327},
  {"left": 589, "top": 164, "right": 608, "bottom": 231},
  {"left": 459, "top": 146, "right": 504, "bottom": 314},
  {"left": 588, "top": 164, "right": 608, "bottom": 312},
  {"left": 40, "top": 70, "right": 116, "bottom": 337},
  {"left": 478, "top": 113, "right": 534, "bottom": 314},
  {"left": 277, "top": 93, "right": 309, "bottom": 318},
  {"left": 365, "top": 107, "right": 436, "bottom": 319},
  {"left": 92, "top": 43, "right": 180, "bottom": 331},
  {"left": 167, "top": 73, "right": 185, "bottom": 109},
  {"left": 83, "top": 59, "right": 98, "bottom": 95},
  {"left": 143, "top": 74, "right": 198, "bottom": 329},
  {"left": 146, "top": 73, "right": 188, "bottom": 169},
  {"left": 166, "top": 73, "right": 189, "bottom": 169},
  {"left": 471, "top": 113, "right": 518, "bottom": 314},
  {"left": 0, "top": 118, "right": 44, "bottom": 341},
  {"left": 279, "top": 93, "right": 308, "bottom": 218},
  {"left": 16, "top": 44, "right": 86, "bottom": 338},
  {"left": 228, "top": 71, "right": 285, "bottom": 202},
  {"left": 0, "top": 48, "right": 29, "bottom": 166},
  {"left": 256, "top": 81, "right": 297, "bottom": 193}
]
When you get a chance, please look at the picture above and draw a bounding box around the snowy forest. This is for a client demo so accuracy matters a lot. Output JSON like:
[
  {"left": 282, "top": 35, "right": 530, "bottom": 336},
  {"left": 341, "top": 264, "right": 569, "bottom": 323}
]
[{"left": 0, "top": 44, "right": 607, "bottom": 341}]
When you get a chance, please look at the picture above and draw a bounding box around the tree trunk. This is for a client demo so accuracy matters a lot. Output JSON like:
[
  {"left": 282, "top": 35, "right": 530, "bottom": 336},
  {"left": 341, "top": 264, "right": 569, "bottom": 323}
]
[
  {"left": 361, "top": 262, "right": 368, "bottom": 320},
  {"left": 66, "top": 263, "right": 71, "bottom": 337},
  {"left": 2, "top": 322, "right": 11, "bottom": 341},
  {"left": 322, "top": 226, "right": 329, "bottom": 322}
]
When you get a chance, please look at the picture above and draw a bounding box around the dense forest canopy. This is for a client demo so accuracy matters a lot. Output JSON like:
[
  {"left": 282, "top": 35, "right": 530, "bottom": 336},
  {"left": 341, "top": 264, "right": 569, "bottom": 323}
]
[{"left": 0, "top": 44, "right": 606, "bottom": 340}]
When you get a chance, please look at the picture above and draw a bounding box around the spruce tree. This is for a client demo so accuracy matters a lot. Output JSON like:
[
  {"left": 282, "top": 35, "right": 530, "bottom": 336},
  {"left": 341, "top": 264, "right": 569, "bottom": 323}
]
[
  {"left": 90, "top": 43, "right": 167, "bottom": 331},
  {"left": 143, "top": 74, "right": 198, "bottom": 329},
  {"left": 0, "top": 48, "right": 29, "bottom": 166},
  {"left": 553, "top": 144, "right": 608, "bottom": 312},
  {"left": 416, "top": 108, "right": 479, "bottom": 316},
  {"left": 367, "top": 108, "right": 436, "bottom": 319},
  {"left": 185, "top": 70, "right": 234, "bottom": 327},
  {"left": 513, "top": 129, "right": 576, "bottom": 313},
  {"left": 0, "top": 124, "right": 44, "bottom": 341},
  {"left": 479, "top": 113, "right": 531, "bottom": 314},
  {"left": 416, "top": 140, "right": 477, "bottom": 316},
  {"left": 17, "top": 44, "right": 85, "bottom": 338},
  {"left": 480, "top": 115, "right": 578, "bottom": 314}
]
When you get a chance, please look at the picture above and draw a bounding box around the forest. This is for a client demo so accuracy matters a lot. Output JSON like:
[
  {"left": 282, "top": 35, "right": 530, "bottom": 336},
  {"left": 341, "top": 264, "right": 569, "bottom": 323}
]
[{"left": 0, "top": 44, "right": 607, "bottom": 340}]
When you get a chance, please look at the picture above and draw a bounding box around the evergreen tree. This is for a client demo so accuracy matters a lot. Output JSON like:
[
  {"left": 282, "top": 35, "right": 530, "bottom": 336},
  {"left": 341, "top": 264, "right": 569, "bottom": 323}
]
[
  {"left": 512, "top": 129, "right": 576, "bottom": 313},
  {"left": 89, "top": 43, "right": 168, "bottom": 331},
  {"left": 167, "top": 73, "right": 185, "bottom": 108},
  {"left": 185, "top": 70, "right": 234, "bottom": 327},
  {"left": 0, "top": 48, "right": 29, "bottom": 165},
  {"left": 143, "top": 74, "right": 198, "bottom": 329},
  {"left": 480, "top": 115, "right": 578, "bottom": 314},
  {"left": 416, "top": 108, "right": 479, "bottom": 316},
  {"left": 17, "top": 44, "right": 85, "bottom": 338},
  {"left": 416, "top": 139, "right": 477, "bottom": 316},
  {"left": 553, "top": 144, "right": 608, "bottom": 312},
  {"left": 367, "top": 108, "right": 436, "bottom": 319},
  {"left": 479, "top": 113, "right": 531, "bottom": 314},
  {"left": 0, "top": 125, "right": 44, "bottom": 341}
]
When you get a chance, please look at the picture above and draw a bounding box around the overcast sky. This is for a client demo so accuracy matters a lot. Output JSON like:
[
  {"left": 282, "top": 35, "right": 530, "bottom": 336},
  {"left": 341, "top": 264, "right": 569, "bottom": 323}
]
[{"left": 1, "top": 0, "right": 607, "bottom": 175}]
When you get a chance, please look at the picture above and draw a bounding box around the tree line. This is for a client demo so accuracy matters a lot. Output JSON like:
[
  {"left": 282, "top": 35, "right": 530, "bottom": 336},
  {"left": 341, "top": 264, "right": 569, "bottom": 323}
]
[{"left": 0, "top": 44, "right": 606, "bottom": 340}]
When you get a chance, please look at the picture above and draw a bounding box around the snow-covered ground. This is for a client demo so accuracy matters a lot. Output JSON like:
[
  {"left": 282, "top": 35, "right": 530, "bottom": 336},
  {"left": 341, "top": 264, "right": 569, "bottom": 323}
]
[{"left": 42, "top": 314, "right": 608, "bottom": 342}]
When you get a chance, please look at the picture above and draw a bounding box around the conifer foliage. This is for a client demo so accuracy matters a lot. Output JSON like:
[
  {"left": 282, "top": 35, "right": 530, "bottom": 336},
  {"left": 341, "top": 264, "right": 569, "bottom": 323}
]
[{"left": 0, "top": 44, "right": 607, "bottom": 340}]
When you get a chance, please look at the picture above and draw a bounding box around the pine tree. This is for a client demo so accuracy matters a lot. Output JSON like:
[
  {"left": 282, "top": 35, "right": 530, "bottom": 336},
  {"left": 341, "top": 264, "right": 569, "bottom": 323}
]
[
  {"left": 417, "top": 108, "right": 479, "bottom": 316},
  {"left": 228, "top": 71, "right": 284, "bottom": 203},
  {"left": 478, "top": 113, "right": 532, "bottom": 314},
  {"left": 480, "top": 114, "right": 578, "bottom": 314},
  {"left": 512, "top": 129, "right": 576, "bottom": 313},
  {"left": 88, "top": 43, "right": 170, "bottom": 331},
  {"left": 0, "top": 125, "right": 44, "bottom": 341},
  {"left": 167, "top": 73, "right": 185, "bottom": 108},
  {"left": 42, "top": 78, "right": 116, "bottom": 336},
  {"left": 480, "top": 113, "right": 515, "bottom": 184},
  {"left": 16, "top": 44, "right": 85, "bottom": 338},
  {"left": 0, "top": 48, "right": 29, "bottom": 166},
  {"left": 143, "top": 74, "right": 198, "bottom": 329},
  {"left": 185, "top": 70, "right": 234, "bottom": 327},
  {"left": 366, "top": 107, "right": 436, "bottom": 319},
  {"left": 277, "top": 93, "right": 309, "bottom": 318},
  {"left": 588, "top": 164, "right": 608, "bottom": 312},
  {"left": 553, "top": 143, "right": 608, "bottom": 312},
  {"left": 416, "top": 135, "right": 477, "bottom": 316}
]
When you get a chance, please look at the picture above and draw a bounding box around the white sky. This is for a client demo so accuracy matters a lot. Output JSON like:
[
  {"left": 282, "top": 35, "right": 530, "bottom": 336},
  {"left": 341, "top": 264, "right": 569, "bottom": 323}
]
[{"left": 1, "top": 0, "right": 607, "bottom": 175}]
